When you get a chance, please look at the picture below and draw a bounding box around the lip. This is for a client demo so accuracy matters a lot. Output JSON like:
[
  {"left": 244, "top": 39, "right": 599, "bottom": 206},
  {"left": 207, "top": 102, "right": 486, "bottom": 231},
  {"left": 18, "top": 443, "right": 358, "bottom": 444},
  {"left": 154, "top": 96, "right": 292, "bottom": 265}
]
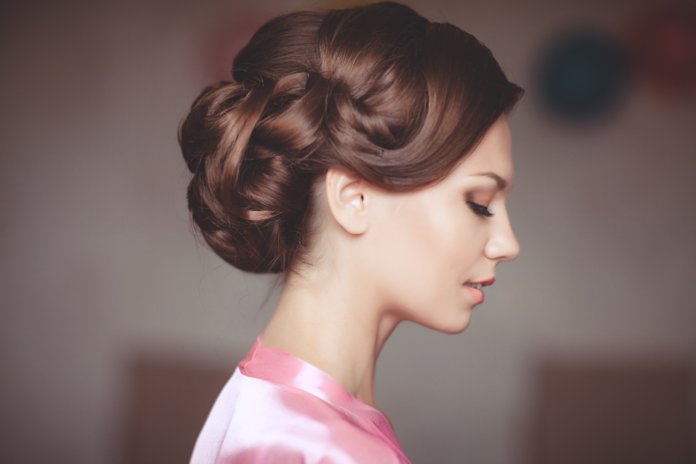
[
  {"left": 463, "top": 284, "right": 485, "bottom": 303},
  {"left": 465, "top": 276, "right": 496, "bottom": 287},
  {"left": 462, "top": 276, "right": 494, "bottom": 305}
]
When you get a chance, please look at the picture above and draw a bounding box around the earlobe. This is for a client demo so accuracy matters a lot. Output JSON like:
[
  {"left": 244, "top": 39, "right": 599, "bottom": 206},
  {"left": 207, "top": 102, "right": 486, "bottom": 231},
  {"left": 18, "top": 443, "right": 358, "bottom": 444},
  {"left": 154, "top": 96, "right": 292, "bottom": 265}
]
[{"left": 324, "top": 167, "right": 368, "bottom": 235}]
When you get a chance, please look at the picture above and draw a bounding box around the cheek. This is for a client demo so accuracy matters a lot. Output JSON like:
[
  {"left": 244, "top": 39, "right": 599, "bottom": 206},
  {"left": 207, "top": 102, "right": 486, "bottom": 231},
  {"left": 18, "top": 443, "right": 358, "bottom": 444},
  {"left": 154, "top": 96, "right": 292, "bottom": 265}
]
[
  {"left": 406, "top": 205, "right": 456, "bottom": 274},
  {"left": 367, "top": 198, "right": 471, "bottom": 304},
  {"left": 408, "top": 196, "right": 483, "bottom": 269}
]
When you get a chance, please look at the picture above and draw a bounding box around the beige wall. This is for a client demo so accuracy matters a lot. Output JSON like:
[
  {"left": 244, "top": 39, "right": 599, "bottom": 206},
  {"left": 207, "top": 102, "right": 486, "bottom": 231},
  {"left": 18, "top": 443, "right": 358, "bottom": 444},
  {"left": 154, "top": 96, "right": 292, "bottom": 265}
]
[{"left": 1, "top": 0, "right": 694, "bottom": 462}]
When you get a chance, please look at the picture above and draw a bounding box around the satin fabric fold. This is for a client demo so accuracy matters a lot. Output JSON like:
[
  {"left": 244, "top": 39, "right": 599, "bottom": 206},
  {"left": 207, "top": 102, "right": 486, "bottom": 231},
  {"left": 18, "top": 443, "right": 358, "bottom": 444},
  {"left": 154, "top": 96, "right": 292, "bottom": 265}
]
[{"left": 190, "top": 334, "right": 411, "bottom": 463}]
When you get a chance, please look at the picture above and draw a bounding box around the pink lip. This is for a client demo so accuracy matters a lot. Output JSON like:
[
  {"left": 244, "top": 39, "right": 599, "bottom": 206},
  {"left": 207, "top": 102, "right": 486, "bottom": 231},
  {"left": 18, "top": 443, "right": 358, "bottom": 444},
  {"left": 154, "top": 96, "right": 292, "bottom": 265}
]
[
  {"left": 466, "top": 276, "right": 495, "bottom": 287},
  {"left": 463, "top": 284, "right": 485, "bottom": 304}
]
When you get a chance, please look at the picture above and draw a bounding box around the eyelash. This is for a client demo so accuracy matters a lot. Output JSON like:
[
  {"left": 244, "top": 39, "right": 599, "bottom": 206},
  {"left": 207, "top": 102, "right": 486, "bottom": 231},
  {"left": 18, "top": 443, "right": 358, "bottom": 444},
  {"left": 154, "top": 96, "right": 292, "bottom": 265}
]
[{"left": 467, "top": 200, "right": 494, "bottom": 218}]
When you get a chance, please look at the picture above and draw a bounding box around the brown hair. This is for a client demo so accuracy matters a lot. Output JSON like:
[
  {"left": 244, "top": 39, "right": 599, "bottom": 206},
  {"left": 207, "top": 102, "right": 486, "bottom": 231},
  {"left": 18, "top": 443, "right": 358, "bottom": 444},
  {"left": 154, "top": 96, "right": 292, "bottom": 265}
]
[{"left": 178, "top": 1, "right": 524, "bottom": 279}]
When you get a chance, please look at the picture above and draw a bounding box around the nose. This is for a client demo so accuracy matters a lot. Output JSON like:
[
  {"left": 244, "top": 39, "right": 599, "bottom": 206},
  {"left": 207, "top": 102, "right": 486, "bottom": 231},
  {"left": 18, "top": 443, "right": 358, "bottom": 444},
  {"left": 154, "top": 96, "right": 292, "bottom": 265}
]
[{"left": 484, "top": 207, "right": 520, "bottom": 262}]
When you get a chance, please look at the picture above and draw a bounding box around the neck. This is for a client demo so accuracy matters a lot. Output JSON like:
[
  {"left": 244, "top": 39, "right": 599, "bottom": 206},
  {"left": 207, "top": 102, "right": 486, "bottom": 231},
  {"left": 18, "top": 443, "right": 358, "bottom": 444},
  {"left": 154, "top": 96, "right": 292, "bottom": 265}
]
[{"left": 259, "top": 271, "right": 401, "bottom": 408}]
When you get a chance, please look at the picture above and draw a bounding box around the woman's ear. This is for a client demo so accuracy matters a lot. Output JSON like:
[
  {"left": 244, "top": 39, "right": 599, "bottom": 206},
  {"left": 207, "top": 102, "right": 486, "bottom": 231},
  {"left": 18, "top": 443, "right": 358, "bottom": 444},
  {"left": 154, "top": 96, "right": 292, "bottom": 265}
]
[{"left": 324, "top": 167, "right": 369, "bottom": 235}]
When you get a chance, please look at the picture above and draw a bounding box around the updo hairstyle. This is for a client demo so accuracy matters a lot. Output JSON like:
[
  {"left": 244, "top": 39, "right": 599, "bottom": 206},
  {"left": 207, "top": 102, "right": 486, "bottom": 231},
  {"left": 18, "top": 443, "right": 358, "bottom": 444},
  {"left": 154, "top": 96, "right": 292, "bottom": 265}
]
[{"left": 178, "top": 1, "right": 524, "bottom": 277}]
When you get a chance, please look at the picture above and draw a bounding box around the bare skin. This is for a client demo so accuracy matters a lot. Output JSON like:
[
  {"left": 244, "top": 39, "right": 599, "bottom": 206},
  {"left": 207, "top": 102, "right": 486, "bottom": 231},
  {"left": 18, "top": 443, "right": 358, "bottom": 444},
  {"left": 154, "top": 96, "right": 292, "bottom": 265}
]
[{"left": 260, "top": 114, "right": 520, "bottom": 408}]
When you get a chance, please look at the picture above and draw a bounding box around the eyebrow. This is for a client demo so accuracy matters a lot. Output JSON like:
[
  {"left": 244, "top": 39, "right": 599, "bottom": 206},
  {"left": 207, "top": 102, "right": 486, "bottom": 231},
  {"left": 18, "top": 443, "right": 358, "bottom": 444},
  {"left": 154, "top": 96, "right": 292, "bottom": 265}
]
[{"left": 472, "top": 172, "right": 509, "bottom": 191}]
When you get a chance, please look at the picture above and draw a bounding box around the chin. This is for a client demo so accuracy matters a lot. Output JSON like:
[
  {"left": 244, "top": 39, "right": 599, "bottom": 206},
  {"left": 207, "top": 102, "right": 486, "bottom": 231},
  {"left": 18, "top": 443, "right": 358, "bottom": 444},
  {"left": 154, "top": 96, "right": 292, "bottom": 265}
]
[
  {"left": 442, "top": 320, "right": 472, "bottom": 335},
  {"left": 423, "top": 314, "right": 473, "bottom": 335}
]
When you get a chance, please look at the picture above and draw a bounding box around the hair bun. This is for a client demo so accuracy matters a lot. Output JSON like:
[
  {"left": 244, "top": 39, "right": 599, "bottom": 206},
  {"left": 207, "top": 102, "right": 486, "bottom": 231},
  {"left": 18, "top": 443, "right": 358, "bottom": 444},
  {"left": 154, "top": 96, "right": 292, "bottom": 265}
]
[{"left": 177, "top": 77, "right": 286, "bottom": 273}]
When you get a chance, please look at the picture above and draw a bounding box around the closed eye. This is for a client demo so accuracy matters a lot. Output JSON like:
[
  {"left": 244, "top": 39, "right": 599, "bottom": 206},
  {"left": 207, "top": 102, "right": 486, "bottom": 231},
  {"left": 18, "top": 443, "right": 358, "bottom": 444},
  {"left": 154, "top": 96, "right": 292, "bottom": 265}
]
[{"left": 467, "top": 200, "right": 494, "bottom": 218}]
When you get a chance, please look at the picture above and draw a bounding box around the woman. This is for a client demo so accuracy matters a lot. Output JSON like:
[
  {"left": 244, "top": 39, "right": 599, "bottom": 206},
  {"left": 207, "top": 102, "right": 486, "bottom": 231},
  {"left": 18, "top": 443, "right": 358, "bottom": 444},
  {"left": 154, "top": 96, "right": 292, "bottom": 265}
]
[{"left": 179, "top": 1, "right": 524, "bottom": 462}]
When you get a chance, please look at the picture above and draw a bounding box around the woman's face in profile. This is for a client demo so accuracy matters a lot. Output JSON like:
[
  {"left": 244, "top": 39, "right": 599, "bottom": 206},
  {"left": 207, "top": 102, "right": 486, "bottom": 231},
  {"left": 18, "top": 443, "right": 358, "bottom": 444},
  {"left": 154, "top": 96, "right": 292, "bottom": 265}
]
[{"left": 364, "top": 115, "right": 520, "bottom": 333}]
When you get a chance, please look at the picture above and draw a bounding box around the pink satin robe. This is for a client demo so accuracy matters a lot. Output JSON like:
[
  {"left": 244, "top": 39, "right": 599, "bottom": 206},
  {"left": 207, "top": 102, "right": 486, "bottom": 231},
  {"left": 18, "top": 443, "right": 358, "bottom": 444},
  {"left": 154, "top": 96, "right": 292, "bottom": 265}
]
[{"left": 190, "top": 334, "right": 411, "bottom": 463}]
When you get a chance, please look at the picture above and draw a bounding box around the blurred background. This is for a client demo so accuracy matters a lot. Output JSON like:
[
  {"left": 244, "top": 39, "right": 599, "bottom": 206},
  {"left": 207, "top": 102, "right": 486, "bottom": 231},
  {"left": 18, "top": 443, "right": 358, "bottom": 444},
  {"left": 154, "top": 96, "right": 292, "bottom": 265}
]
[{"left": 1, "top": 0, "right": 695, "bottom": 462}]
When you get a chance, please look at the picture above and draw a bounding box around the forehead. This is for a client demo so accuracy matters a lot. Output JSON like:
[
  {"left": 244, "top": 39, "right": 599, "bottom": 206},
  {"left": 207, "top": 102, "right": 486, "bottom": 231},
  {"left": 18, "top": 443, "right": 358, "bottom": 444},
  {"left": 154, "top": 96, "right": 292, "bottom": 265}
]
[{"left": 449, "top": 115, "right": 513, "bottom": 182}]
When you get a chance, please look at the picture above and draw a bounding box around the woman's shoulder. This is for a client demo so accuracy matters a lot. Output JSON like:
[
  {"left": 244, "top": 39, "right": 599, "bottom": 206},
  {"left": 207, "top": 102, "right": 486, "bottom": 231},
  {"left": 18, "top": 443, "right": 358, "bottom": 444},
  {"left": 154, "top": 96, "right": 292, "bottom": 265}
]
[{"left": 190, "top": 367, "right": 410, "bottom": 463}]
